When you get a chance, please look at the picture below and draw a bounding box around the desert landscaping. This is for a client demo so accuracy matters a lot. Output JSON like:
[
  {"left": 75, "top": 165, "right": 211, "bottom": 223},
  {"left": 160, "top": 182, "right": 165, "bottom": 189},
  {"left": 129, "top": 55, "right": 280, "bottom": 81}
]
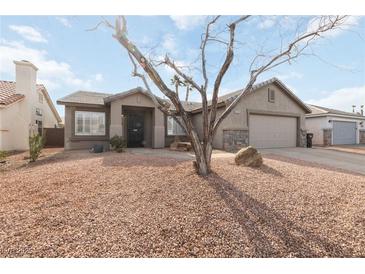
[{"left": 0, "top": 149, "right": 364, "bottom": 257}]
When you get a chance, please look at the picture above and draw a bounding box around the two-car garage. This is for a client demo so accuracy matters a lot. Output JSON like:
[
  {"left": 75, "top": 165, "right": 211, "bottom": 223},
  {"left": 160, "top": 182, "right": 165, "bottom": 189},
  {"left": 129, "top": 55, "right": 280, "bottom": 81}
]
[{"left": 249, "top": 114, "right": 298, "bottom": 149}]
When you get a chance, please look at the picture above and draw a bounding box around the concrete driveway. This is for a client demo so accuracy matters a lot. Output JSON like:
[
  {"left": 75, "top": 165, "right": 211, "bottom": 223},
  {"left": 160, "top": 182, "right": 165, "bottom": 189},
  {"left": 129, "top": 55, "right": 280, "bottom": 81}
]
[{"left": 260, "top": 147, "right": 365, "bottom": 175}]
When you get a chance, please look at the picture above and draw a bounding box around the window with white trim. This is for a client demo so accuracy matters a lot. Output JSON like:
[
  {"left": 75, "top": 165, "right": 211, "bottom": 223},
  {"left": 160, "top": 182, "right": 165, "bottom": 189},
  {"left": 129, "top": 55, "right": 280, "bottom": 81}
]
[
  {"left": 75, "top": 111, "right": 105, "bottom": 136},
  {"left": 167, "top": 116, "right": 186, "bottom": 136}
]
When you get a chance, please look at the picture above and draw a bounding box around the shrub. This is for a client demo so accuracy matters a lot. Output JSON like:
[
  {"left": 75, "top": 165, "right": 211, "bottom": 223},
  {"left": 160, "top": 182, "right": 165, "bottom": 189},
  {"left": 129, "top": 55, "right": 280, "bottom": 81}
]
[
  {"left": 29, "top": 134, "right": 44, "bottom": 162},
  {"left": 110, "top": 135, "right": 127, "bottom": 153},
  {"left": 0, "top": 150, "right": 7, "bottom": 162}
]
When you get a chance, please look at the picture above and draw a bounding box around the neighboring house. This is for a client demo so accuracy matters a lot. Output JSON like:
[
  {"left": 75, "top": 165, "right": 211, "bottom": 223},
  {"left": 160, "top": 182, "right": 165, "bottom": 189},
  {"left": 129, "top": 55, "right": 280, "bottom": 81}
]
[
  {"left": 0, "top": 60, "right": 62, "bottom": 151},
  {"left": 306, "top": 104, "right": 365, "bottom": 146},
  {"left": 57, "top": 78, "right": 311, "bottom": 151}
]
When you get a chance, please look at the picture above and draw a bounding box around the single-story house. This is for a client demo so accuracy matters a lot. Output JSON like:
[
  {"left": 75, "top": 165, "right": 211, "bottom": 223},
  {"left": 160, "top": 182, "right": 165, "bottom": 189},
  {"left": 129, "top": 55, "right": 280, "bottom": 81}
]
[
  {"left": 57, "top": 77, "right": 311, "bottom": 151},
  {"left": 0, "top": 60, "right": 63, "bottom": 151},
  {"left": 306, "top": 104, "right": 365, "bottom": 146}
]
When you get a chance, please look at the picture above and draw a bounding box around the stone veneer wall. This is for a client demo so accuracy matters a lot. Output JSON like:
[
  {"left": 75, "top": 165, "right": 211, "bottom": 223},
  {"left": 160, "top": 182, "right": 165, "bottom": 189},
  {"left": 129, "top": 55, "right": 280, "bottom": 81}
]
[
  {"left": 323, "top": 128, "right": 332, "bottom": 146},
  {"left": 299, "top": 129, "right": 307, "bottom": 147},
  {"left": 223, "top": 129, "right": 249, "bottom": 152},
  {"left": 360, "top": 130, "right": 365, "bottom": 144}
]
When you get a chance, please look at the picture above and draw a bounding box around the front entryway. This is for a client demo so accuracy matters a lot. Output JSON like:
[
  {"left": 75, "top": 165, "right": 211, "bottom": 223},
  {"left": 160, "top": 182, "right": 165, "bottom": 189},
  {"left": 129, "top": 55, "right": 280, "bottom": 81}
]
[
  {"left": 127, "top": 112, "right": 144, "bottom": 147},
  {"left": 123, "top": 106, "right": 153, "bottom": 148}
]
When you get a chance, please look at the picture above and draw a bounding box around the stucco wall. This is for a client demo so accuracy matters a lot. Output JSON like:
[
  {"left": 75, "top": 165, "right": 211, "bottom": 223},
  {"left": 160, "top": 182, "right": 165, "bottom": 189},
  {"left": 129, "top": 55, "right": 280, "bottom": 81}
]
[
  {"left": 305, "top": 116, "right": 328, "bottom": 145},
  {"left": 306, "top": 115, "right": 365, "bottom": 145},
  {"left": 0, "top": 100, "right": 29, "bottom": 151},
  {"left": 192, "top": 83, "right": 307, "bottom": 149},
  {"left": 110, "top": 92, "right": 165, "bottom": 148}
]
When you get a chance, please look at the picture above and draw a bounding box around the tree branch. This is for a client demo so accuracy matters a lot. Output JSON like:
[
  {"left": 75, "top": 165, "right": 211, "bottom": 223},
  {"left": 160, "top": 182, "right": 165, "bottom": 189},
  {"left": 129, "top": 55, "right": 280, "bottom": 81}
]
[
  {"left": 208, "top": 15, "right": 250, "bottom": 135},
  {"left": 213, "top": 15, "right": 348, "bottom": 134}
]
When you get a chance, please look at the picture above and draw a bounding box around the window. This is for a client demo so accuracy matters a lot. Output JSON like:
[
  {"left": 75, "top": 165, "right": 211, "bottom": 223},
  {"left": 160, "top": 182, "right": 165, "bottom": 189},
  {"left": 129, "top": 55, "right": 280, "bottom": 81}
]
[
  {"left": 167, "top": 116, "right": 186, "bottom": 136},
  {"left": 36, "top": 108, "right": 42, "bottom": 116},
  {"left": 36, "top": 120, "right": 43, "bottom": 136},
  {"left": 268, "top": 88, "right": 275, "bottom": 103},
  {"left": 39, "top": 93, "right": 43, "bottom": 103},
  {"left": 75, "top": 111, "right": 105, "bottom": 136}
]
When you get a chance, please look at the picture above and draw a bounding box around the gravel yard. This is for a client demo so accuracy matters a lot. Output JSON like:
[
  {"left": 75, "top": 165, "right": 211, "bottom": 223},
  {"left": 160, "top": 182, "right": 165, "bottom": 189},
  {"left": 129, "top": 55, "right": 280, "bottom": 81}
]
[{"left": 0, "top": 149, "right": 364, "bottom": 257}]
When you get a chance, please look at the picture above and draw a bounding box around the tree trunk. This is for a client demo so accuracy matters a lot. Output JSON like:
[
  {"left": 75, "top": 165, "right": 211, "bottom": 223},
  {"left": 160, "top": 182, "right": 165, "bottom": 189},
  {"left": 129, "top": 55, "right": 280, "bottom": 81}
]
[{"left": 189, "top": 130, "right": 211, "bottom": 176}]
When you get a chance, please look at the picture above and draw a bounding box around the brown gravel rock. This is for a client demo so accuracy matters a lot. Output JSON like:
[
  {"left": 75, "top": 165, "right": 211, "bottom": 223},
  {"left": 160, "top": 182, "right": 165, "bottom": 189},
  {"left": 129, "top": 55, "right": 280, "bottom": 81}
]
[
  {"left": 235, "top": 146, "right": 263, "bottom": 167},
  {"left": 0, "top": 150, "right": 364, "bottom": 257}
]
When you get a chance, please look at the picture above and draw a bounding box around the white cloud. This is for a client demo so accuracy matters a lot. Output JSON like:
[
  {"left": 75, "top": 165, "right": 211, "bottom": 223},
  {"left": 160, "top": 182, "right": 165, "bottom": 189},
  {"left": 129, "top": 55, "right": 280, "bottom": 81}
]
[
  {"left": 306, "top": 86, "right": 365, "bottom": 113},
  {"left": 56, "top": 17, "right": 72, "bottom": 28},
  {"left": 306, "top": 16, "right": 361, "bottom": 39},
  {"left": 170, "top": 16, "right": 207, "bottom": 30},
  {"left": 258, "top": 16, "right": 277, "bottom": 29},
  {"left": 0, "top": 39, "right": 99, "bottom": 90},
  {"left": 94, "top": 73, "right": 104, "bottom": 82},
  {"left": 9, "top": 25, "right": 48, "bottom": 43}
]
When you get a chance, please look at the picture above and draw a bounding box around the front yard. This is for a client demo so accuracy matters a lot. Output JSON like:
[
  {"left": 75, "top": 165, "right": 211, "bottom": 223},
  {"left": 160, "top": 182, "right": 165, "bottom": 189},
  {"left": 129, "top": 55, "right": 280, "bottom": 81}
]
[{"left": 0, "top": 149, "right": 364, "bottom": 257}]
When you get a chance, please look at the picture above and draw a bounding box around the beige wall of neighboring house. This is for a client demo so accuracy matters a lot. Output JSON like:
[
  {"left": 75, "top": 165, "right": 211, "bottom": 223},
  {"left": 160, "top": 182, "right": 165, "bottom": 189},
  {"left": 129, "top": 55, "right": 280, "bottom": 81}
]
[
  {"left": 0, "top": 61, "right": 62, "bottom": 151},
  {"left": 0, "top": 99, "right": 29, "bottom": 150}
]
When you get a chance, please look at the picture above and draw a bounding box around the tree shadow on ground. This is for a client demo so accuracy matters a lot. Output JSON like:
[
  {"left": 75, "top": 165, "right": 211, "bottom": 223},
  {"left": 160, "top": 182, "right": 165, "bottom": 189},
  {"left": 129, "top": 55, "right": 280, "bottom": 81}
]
[
  {"left": 257, "top": 164, "right": 284, "bottom": 177},
  {"left": 204, "top": 172, "right": 352, "bottom": 257}
]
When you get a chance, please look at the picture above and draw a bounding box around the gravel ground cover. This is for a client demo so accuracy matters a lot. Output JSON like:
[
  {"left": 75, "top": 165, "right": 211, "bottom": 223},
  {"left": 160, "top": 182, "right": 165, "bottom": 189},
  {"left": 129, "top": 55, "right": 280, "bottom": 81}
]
[{"left": 0, "top": 150, "right": 364, "bottom": 257}]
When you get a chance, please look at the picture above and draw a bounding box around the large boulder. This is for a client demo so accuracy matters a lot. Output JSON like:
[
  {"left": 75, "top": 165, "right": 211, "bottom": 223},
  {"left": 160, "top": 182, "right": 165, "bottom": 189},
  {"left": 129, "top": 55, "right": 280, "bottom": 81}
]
[{"left": 234, "top": 146, "right": 263, "bottom": 167}]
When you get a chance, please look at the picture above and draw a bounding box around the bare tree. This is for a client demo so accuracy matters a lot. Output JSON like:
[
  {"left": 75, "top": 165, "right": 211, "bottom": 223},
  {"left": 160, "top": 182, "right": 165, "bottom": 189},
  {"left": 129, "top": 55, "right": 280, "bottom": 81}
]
[{"left": 92, "top": 15, "right": 349, "bottom": 175}]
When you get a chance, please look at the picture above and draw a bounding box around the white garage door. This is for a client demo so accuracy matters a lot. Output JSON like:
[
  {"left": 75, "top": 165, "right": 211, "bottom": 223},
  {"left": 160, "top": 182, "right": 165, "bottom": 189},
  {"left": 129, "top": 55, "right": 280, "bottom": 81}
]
[
  {"left": 249, "top": 114, "right": 297, "bottom": 148},
  {"left": 333, "top": 121, "right": 356, "bottom": 145}
]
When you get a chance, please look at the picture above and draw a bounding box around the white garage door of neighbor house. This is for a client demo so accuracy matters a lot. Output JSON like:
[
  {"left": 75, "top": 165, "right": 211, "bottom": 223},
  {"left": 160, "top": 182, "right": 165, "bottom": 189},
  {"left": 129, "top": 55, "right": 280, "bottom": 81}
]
[
  {"left": 249, "top": 114, "right": 297, "bottom": 148},
  {"left": 333, "top": 121, "right": 356, "bottom": 145}
]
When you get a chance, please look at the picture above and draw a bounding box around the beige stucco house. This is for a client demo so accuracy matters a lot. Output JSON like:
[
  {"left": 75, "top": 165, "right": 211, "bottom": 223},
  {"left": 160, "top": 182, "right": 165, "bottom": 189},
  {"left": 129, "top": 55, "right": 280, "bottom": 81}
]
[
  {"left": 57, "top": 78, "right": 311, "bottom": 151},
  {"left": 0, "top": 60, "right": 62, "bottom": 151}
]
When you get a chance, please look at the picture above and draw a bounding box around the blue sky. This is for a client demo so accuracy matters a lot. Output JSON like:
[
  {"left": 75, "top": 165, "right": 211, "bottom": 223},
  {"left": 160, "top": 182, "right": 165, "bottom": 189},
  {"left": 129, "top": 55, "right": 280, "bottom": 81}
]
[{"left": 0, "top": 16, "right": 364, "bottom": 117}]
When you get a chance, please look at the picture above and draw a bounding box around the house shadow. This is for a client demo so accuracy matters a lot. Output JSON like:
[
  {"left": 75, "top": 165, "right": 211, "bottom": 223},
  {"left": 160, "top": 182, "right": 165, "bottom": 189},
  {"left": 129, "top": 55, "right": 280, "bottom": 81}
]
[{"left": 203, "top": 172, "right": 352, "bottom": 257}]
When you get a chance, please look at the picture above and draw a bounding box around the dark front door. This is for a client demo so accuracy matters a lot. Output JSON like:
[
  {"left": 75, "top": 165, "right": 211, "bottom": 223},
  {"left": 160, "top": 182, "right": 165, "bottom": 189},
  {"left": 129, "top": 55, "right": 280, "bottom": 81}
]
[{"left": 127, "top": 112, "right": 144, "bottom": 147}]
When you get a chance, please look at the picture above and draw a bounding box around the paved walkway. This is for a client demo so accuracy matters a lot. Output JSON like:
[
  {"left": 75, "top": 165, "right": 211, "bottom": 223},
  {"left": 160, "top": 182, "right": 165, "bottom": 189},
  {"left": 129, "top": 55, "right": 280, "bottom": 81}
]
[{"left": 260, "top": 147, "right": 365, "bottom": 175}]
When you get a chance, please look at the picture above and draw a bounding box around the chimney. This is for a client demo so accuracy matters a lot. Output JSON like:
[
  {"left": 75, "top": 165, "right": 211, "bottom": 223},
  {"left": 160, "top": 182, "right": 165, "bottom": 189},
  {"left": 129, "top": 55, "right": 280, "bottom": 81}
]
[
  {"left": 352, "top": 105, "right": 356, "bottom": 113},
  {"left": 361, "top": 105, "right": 364, "bottom": 116},
  {"left": 14, "top": 60, "right": 38, "bottom": 96}
]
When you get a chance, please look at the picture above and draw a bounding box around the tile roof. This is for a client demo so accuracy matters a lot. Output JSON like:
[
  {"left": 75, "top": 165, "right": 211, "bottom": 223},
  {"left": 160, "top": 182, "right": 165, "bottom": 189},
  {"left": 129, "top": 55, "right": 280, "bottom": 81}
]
[
  {"left": 0, "top": 81, "right": 25, "bottom": 106},
  {"left": 307, "top": 104, "right": 364, "bottom": 118}
]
